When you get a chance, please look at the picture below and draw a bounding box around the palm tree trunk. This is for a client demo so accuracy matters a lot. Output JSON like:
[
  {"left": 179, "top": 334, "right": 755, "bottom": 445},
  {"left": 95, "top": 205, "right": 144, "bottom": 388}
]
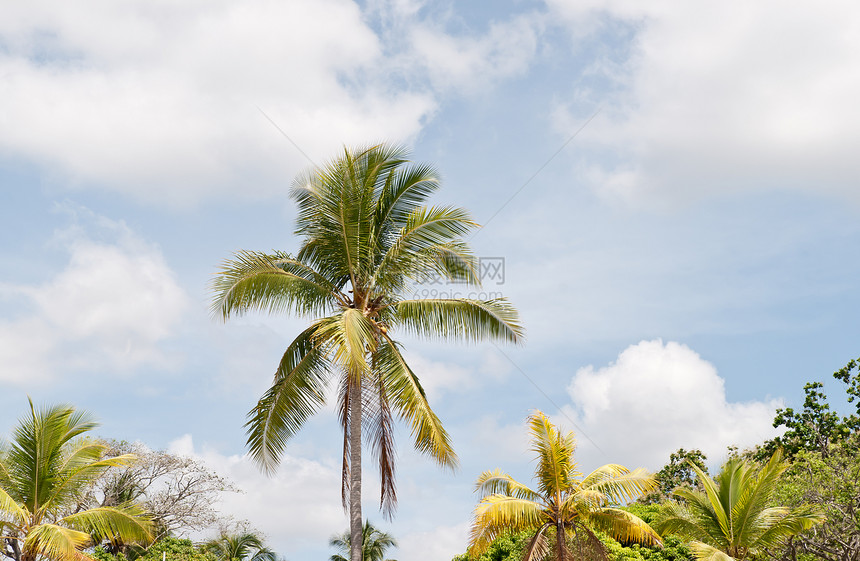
[
  {"left": 556, "top": 521, "right": 565, "bottom": 561},
  {"left": 5, "top": 538, "right": 21, "bottom": 561},
  {"left": 349, "top": 374, "right": 363, "bottom": 561}
]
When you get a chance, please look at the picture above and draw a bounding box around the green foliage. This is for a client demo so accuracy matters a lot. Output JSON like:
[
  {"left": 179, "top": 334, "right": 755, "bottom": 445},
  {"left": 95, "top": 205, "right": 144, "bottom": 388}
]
[
  {"left": 756, "top": 382, "right": 855, "bottom": 460},
  {"left": 467, "top": 411, "right": 660, "bottom": 561},
  {"left": 771, "top": 433, "right": 860, "bottom": 561},
  {"left": 201, "top": 533, "right": 276, "bottom": 561},
  {"left": 600, "top": 535, "right": 692, "bottom": 561},
  {"left": 757, "top": 356, "right": 860, "bottom": 461},
  {"left": 833, "top": 356, "right": 860, "bottom": 414},
  {"left": 452, "top": 528, "right": 691, "bottom": 561},
  {"left": 329, "top": 521, "right": 397, "bottom": 561},
  {"left": 94, "top": 538, "right": 215, "bottom": 561},
  {"left": 0, "top": 400, "right": 152, "bottom": 561},
  {"left": 452, "top": 532, "right": 530, "bottom": 561},
  {"left": 654, "top": 451, "right": 824, "bottom": 560},
  {"left": 638, "top": 450, "right": 708, "bottom": 505}
]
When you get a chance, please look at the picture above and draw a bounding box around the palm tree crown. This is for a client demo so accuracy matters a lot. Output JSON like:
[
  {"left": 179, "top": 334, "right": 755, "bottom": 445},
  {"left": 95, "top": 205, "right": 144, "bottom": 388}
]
[
  {"left": 201, "top": 532, "right": 277, "bottom": 561},
  {"left": 211, "top": 144, "right": 523, "bottom": 561},
  {"left": 0, "top": 400, "right": 153, "bottom": 561},
  {"left": 468, "top": 411, "right": 661, "bottom": 561},
  {"left": 654, "top": 450, "right": 825, "bottom": 561},
  {"left": 329, "top": 521, "right": 397, "bottom": 561}
]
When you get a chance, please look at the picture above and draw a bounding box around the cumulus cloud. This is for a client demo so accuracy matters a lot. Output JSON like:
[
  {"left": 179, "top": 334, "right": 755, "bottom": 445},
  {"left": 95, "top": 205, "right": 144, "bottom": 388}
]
[
  {"left": 167, "top": 434, "right": 346, "bottom": 556},
  {"left": 0, "top": 207, "right": 188, "bottom": 383},
  {"left": 0, "top": 0, "right": 434, "bottom": 205},
  {"left": 547, "top": 0, "right": 860, "bottom": 205},
  {"left": 0, "top": 1, "right": 544, "bottom": 206},
  {"left": 559, "top": 339, "right": 782, "bottom": 471}
]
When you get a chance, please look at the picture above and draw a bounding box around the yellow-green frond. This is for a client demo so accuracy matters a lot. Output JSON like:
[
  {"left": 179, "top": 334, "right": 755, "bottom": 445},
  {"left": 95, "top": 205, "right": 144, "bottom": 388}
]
[
  {"left": 583, "top": 508, "right": 662, "bottom": 547},
  {"left": 688, "top": 541, "right": 737, "bottom": 561},
  {"left": 24, "top": 523, "right": 92, "bottom": 561},
  {"left": 528, "top": 412, "right": 577, "bottom": 497},
  {"left": 375, "top": 336, "right": 457, "bottom": 468},
  {"left": 63, "top": 505, "right": 153, "bottom": 546},
  {"left": 468, "top": 495, "right": 545, "bottom": 554},
  {"left": 0, "top": 486, "right": 28, "bottom": 526},
  {"left": 580, "top": 465, "right": 658, "bottom": 504},
  {"left": 475, "top": 469, "right": 542, "bottom": 502}
]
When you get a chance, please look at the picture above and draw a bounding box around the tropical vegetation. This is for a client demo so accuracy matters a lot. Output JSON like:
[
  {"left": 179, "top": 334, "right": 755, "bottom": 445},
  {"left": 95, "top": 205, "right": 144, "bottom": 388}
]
[
  {"left": 201, "top": 532, "right": 276, "bottom": 561},
  {"left": 467, "top": 411, "right": 661, "bottom": 561},
  {"left": 0, "top": 401, "right": 152, "bottom": 561},
  {"left": 210, "top": 143, "right": 523, "bottom": 561},
  {"left": 329, "top": 520, "right": 397, "bottom": 561},
  {"left": 654, "top": 450, "right": 825, "bottom": 561}
]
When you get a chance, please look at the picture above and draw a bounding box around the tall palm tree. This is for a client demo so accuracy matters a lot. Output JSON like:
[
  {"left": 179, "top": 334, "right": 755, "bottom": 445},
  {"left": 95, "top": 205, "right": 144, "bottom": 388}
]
[
  {"left": 201, "top": 532, "right": 277, "bottom": 561},
  {"left": 0, "top": 400, "right": 153, "bottom": 561},
  {"left": 329, "top": 520, "right": 397, "bottom": 561},
  {"left": 211, "top": 143, "right": 523, "bottom": 561},
  {"left": 654, "top": 450, "right": 825, "bottom": 560},
  {"left": 468, "top": 411, "right": 661, "bottom": 561}
]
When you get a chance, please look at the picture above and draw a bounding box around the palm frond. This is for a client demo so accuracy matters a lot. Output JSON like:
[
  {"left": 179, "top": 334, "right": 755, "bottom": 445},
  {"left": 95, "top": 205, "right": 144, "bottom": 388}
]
[
  {"left": 24, "top": 523, "right": 92, "bottom": 561},
  {"left": 245, "top": 324, "right": 334, "bottom": 473},
  {"left": 688, "top": 541, "right": 737, "bottom": 561},
  {"left": 752, "top": 505, "right": 826, "bottom": 550},
  {"left": 62, "top": 505, "right": 153, "bottom": 545},
  {"left": 653, "top": 500, "right": 711, "bottom": 543},
  {"left": 521, "top": 524, "right": 552, "bottom": 561},
  {"left": 0, "top": 486, "right": 28, "bottom": 526},
  {"left": 580, "top": 465, "right": 658, "bottom": 505},
  {"left": 392, "top": 298, "right": 523, "bottom": 344},
  {"left": 528, "top": 412, "right": 576, "bottom": 499},
  {"left": 730, "top": 449, "right": 787, "bottom": 546},
  {"left": 211, "top": 250, "right": 337, "bottom": 320},
  {"left": 469, "top": 495, "right": 545, "bottom": 554},
  {"left": 689, "top": 461, "right": 732, "bottom": 542},
  {"left": 474, "top": 469, "right": 542, "bottom": 502},
  {"left": 582, "top": 508, "right": 662, "bottom": 547},
  {"left": 375, "top": 337, "right": 457, "bottom": 469},
  {"left": 312, "top": 309, "right": 377, "bottom": 374},
  {"left": 363, "top": 369, "right": 398, "bottom": 519}
]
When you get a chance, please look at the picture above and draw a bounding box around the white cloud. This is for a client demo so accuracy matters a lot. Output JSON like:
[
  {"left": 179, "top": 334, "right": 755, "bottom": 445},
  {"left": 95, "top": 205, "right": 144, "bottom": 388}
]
[
  {"left": 0, "top": 0, "right": 435, "bottom": 206},
  {"left": 547, "top": 0, "right": 860, "bottom": 205},
  {"left": 558, "top": 339, "right": 782, "bottom": 471},
  {"left": 0, "top": 208, "right": 188, "bottom": 383},
  {"left": 167, "top": 434, "right": 346, "bottom": 556},
  {"left": 0, "top": 1, "right": 546, "bottom": 207},
  {"left": 398, "top": 522, "right": 469, "bottom": 561},
  {"left": 407, "top": 15, "right": 541, "bottom": 93}
]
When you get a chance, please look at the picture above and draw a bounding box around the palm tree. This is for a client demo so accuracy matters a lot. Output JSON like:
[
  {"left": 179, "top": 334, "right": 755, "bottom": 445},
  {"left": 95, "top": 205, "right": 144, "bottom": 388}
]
[
  {"left": 0, "top": 400, "right": 153, "bottom": 561},
  {"left": 210, "top": 143, "right": 523, "bottom": 561},
  {"left": 329, "top": 521, "right": 397, "bottom": 561},
  {"left": 201, "top": 532, "right": 277, "bottom": 561},
  {"left": 653, "top": 450, "right": 825, "bottom": 560},
  {"left": 467, "top": 411, "right": 661, "bottom": 561}
]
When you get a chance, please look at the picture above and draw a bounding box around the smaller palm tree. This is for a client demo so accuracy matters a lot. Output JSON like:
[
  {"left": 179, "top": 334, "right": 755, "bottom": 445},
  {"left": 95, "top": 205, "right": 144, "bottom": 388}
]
[
  {"left": 0, "top": 400, "right": 152, "bottom": 561},
  {"left": 467, "top": 411, "right": 661, "bottom": 561},
  {"left": 201, "top": 532, "right": 277, "bottom": 561},
  {"left": 329, "top": 521, "right": 397, "bottom": 561},
  {"left": 654, "top": 450, "right": 825, "bottom": 560}
]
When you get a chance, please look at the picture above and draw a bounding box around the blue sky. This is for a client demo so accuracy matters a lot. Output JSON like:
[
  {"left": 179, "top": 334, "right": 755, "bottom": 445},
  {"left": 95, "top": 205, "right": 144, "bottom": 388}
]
[{"left": 2, "top": 0, "right": 860, "bottom": 559}]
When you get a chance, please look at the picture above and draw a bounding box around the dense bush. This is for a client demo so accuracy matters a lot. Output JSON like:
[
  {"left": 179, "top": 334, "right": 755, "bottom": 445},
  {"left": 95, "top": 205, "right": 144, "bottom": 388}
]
[{"left": 93, "top": 537, "right": 216, "bottom": 561}]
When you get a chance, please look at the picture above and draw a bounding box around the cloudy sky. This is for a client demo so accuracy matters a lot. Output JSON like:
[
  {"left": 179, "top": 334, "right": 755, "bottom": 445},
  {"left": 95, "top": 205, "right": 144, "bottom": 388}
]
[{"left": 2, "top": 0, "right": 859, "bottom": 559}]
